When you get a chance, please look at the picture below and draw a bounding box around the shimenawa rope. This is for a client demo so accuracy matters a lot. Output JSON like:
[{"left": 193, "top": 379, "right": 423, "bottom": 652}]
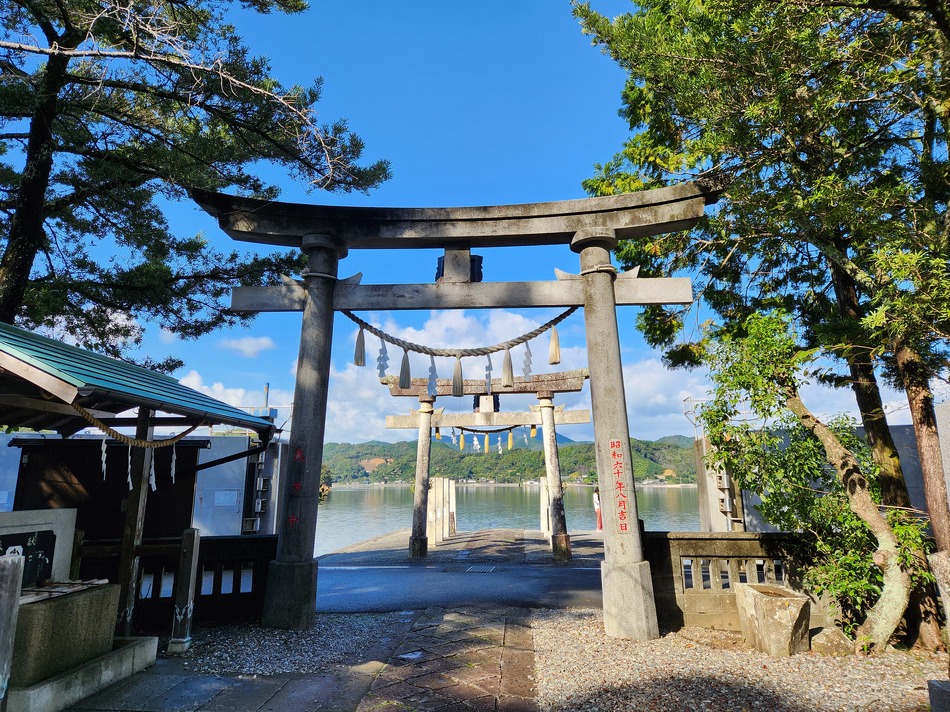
[{"left": 70, "top": 401, "right": 203, "bottom": 448}]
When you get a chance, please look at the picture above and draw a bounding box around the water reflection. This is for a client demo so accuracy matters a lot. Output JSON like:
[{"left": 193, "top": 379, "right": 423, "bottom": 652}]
[{"left": 314, "top": 484, "right": 699, "bottom": 557}]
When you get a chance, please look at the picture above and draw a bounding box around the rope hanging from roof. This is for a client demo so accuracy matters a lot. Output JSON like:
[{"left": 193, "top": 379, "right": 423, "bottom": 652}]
[
  {"left": 343, "top": 307, "right": 576, "bottom": 395},
  {"left": 70, "top": 401, "right": 203, "bottom": 448}
]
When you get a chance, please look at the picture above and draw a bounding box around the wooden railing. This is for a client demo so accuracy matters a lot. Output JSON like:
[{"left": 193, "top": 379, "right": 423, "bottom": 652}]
[{"left": 78, "top": 535, "right": 277, "bottom": 633}]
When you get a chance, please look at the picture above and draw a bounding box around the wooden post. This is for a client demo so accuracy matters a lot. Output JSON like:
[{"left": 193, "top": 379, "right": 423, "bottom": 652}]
[
  {"left": 432, "top": 478, "right": 444, "bottom": 546},
  {"left": 0, "top": 555, "right": 24, "bottom": 708},
  {"left": 448, "top": 479, "right": 457, "bottom": 536},
  {"left": 409, "top": 397, "right": 435, "bottom": 558},
  {"left": 116, "top": 408, "right": 154, "bottom": 636},
  {"left": 441, "top": 476, "right": 450, "bottom": 542},
  {"left": 167, "top": 528, "right": 200, "bottom": 654},
  {"left": 539, "top": 393, "right": 571, "bottom": 561}
]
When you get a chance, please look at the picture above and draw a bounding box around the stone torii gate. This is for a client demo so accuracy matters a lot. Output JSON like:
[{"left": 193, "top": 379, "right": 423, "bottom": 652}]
[
  {"left": 193, "top": 182, "right": 718, "bottom": 640},
  {"left": 383, "top": 370, "right": 591, "bottom": 561}
]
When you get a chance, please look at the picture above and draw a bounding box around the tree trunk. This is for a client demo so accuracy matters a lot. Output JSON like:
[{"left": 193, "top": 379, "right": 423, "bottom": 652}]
[
  {"left": 785, "top": 391, "right": 911, "bottom": 652},
  {"left": 0, "top": 54, "right": 70, "bottom": 322},
  {"left": 829, "top": 261, "right": 911, "bottom": 508},
  {"left": 848, "top": 359, "right": 913, "bottom": 507},
  {"left": 830, "top": 263, "right": 943, "bottom": 650},
  {"left": 895, "top": 342, "right": 950, "bottom": 553}
]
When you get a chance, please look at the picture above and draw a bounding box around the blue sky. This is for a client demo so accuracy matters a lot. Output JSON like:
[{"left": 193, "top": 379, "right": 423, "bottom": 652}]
[{"left": 142, "top": 1, "right": 909, "bottom": 443}]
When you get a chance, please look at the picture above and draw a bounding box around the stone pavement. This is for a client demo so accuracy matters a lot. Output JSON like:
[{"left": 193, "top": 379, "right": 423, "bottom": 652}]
[
  {"left": 65, "top": 529, "right": 594, "bottom": 712},
  {"left": 68, "top": 605, "right": 538, "bottom": 712},
  {"left": 319, "top": 527, "right": 605, "bottom": 568},
  {"left": 359, "top": 607, "right": 537, "bottom": 712}
]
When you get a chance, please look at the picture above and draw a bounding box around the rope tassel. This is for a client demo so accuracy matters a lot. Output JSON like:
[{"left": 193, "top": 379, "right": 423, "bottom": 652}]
[
  {"left": 508, "top": 431, "right": 513, "bottom": 451},
  {"left": 549, "top": 325, "right": 561, "bottom": 365},
  {"left": 399, "top": 348, "right": 412, "bottom": 389},
  {"left": 354, "top": 327, "right": 366, "bottom": 367},
  {"left": 484, "top": 434, "right": 490, "bottom": 453},
  {"left": 452, "top": 356, "right": 464, "bottom": 397},
  {"left": 502, "top": 348, "right": 514, "bottom": 387}
]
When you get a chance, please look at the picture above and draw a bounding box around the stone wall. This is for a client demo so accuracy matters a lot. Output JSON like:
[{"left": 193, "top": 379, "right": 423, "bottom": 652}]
[{"left": 643, "top": 531, "right": 832, "bottom": 631}]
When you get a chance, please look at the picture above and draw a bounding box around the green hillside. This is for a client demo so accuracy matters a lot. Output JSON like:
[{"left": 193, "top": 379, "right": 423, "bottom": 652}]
[{"left": 322, "top": 435, "right": 697, "bottom": 485}]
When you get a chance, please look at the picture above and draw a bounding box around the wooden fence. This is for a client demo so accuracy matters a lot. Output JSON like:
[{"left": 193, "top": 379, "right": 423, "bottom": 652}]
[{"left": 78, "top": 535, "right": 277, "bottom": 632}]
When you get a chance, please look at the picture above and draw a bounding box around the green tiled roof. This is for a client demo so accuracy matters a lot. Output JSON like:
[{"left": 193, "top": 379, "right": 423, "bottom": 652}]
[{"left": 0, "top": 321, "right": 274, "bottom": 435}]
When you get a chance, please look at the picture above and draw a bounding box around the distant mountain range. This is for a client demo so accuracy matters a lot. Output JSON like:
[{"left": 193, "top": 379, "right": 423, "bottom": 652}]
[{"left": 322, "top": 434, "right": 697, "bottom": 485}]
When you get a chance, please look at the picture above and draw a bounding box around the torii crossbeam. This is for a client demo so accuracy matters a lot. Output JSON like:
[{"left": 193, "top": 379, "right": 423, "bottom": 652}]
[{"left": 194, "top": 181, "right": 719, "bottom": 640}]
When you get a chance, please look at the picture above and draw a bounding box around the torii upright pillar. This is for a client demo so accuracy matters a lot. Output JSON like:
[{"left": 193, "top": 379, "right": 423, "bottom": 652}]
[
  {"left": 410, "top": 395, "right": 435, "bottom": 558},
  {"left": 537, "top": 390, "right": 570, "bottom": 559},
  {"left": 572, "top": 228, "right": 658, "bottom": 640},
  {"left": 262, "top": 234, "right": 344, "bottom": 630}
]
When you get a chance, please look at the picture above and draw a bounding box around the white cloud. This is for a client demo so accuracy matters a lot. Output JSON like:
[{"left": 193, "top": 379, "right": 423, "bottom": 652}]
[
  {"left": 219, "top": 336, "right": 277, "bottom": 358},
  {"left": 178, "top": 370, "right": 293, "bottom": 415},
  {"left": 324, "top": 363, "right": 397, "bottom": 443},
  {"left": 158, "top": 328, "right": 176, "bottom": 345},
  {"left": 622, "top": 358, "right": 711, "bottom": 440}
]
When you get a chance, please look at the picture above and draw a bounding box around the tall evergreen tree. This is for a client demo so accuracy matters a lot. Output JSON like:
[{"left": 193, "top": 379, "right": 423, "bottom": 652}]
[
  {"left": 574, "top": 0, "right": 948, "bottom": 646},
  {"left": 573, "top": 0, "right": 948, "bottom": 540},
  {"left": 0, "top": 0, "right": 390, "bottom": 367}
]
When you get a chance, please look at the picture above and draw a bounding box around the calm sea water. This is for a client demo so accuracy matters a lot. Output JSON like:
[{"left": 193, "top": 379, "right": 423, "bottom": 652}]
[{"left": 314, "top": 484, "right": 700, "bottom": 557}]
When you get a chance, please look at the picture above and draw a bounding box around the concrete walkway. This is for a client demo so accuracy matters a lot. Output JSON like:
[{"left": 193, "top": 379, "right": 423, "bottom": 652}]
[
  {"left": 66, "top": 529, "right": 603, "bottom": 712},
  {"left": 318, "top": 527, "right": 605, "bottom": 568}
]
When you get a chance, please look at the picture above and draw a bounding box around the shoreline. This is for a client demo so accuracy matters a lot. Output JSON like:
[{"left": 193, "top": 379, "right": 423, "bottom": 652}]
[{"left": 330, "top": 481, "right": 698, "bottom": 490}]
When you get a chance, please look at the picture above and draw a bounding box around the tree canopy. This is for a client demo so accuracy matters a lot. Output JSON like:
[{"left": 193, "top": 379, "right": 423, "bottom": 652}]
[
  {"left": 573, "top": 0, "right": 950, "bottom": 545},
  {"left": 0, "top": 0, "right": 390, "bottom": 368}
]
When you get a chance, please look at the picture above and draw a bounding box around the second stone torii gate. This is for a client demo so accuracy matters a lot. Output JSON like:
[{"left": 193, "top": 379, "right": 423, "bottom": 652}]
[
  {"left": 193, "top": 181, "right": 719, "bottom": 640},
  {"left": 383, "top": 370, "right": 591, "bottom": 561}
]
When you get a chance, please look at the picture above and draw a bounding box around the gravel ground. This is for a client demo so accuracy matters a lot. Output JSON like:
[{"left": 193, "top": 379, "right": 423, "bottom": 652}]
[
  {"left": 170, "top": 607, "right": 948, "bottom": 711},
  {"left": 174, "top": 610, "right": 419, "bottom": 675},
  {"left": 532, "top": 608, "right": 948, "bottom": 712}
]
